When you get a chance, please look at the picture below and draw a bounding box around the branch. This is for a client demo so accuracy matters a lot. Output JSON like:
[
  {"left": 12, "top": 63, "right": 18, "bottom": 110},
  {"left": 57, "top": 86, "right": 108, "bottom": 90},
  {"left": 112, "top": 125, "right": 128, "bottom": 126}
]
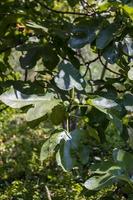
[
  {"left": 98, "top": 53, "right": 121, "bottom": 76},
  {"left": 80, "top": 0, "right": 89, "bottom": 13},
  {"left": 82, "top": 56, "right": 99, "bottom": 78},
  {"left": 76, "top": 50, "right": 96, "bottom": 92},
  {"left": 45, "top": 185, "right": 52, "bottom": 200},
  {"left": 0, "top": 12, "right": 14, "bottom": 15},
  {"left": 85, "top": 56, "right": 99, "bottom": 67},
  {"left": 40, "top": 2, "right": 94, "bottom": 17},
  {"left": 24, "top": 69, "right": 28, "bottom": 82},
  {"left": 100, "top": 61, "right": 107, "bottom": 80},
  {"left": 80, "top": 0, "right": 94, "bottom": 13}
]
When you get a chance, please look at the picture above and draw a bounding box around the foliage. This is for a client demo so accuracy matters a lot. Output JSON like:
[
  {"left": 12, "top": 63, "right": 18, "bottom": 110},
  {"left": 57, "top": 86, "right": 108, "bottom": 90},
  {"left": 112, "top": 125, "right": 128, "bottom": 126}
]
[
  {"left": 0, "top": 111, "right": 84, "bottom": 200},
  {"left": 0, "top": 0, "right": 133, "bottom": 198},
  {"left": 0, "top": 110, "right": 122, "bottom": 200}
]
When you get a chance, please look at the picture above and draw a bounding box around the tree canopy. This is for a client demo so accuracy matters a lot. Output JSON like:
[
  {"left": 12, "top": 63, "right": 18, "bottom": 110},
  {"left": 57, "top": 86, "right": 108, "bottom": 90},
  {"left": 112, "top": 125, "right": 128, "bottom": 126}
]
[{"left": 0, "top": 0, "right": 133, "bottom": 197}]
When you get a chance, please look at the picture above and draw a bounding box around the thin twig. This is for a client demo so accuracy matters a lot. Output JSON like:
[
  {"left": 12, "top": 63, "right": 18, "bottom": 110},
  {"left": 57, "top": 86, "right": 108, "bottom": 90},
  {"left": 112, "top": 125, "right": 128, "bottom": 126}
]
[
  {"left": 80, "top": 0, "right": 94, "bottom": 13},
  {"left": 39, "top": 2, "right": 94, "bottom": 17},
  {"left": 83, "top": 56, "right": 99, "bottom": 78},
  {"left": 98, "top": 53, "right": 121, "bottom": 76},
  {"left": 45, "top": 185, "right": 52, "bottom": 200},
  {"left": 77, "top": 50, "right": 97, "bottom": 92},
  {"left": 0, "top": 12, "right": 14, "bottom": 15},
  {"left": 24, "top": 69, "right": 28, "bottom": 82},
  {"left": 100, "top": 61, "right": 108, "bottom": 80},
  {"left": 80, "top": 0, "right": 89, "bottom": 13},
  {"left": 85, "top": 56, "right": 99, "bottom": 67},
  {"left": 77, "top": 50, "right": 98, "bottom": 79}
]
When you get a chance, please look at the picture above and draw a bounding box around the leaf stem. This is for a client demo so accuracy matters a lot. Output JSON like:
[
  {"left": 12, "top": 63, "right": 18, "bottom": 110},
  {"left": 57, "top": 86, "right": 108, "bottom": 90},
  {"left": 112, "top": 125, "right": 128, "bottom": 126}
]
[{"left": 66, "top": 117, "right": 70, "bottom": 133}]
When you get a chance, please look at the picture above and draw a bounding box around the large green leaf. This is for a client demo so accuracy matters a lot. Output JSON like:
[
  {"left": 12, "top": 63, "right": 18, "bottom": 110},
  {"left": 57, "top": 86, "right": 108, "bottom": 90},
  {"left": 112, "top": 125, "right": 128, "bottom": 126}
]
[
  {"left": 97, "top": 0, "right": 119, "bottom": 12},
  {"left": 97, "top": 0, "right": 111, "bottom": 12},
  {"left": 0, "top": 87, "right": 60, "bottom": 121},
  {"left": 87, "top": 126, "right": 100, "bottom": 143},
  {"left": 103, "top": 43, "right": 119, "bottom": 64},
  {"left": 55, "top": 61, "right": 86, "bottom": 91},
  {"left": 18, "top": 44, "right": 59, "bottom": 70},
  {"left": 113, "top": 149, "right": 133, "bottom": 173},
  {"left": 87, "top": 97, "right": 123, "bottom": 132},
  {"left": 87, "top": 97, "right": 119, "bottom": 114},
  {"left": 84, "top": 169, "right": 133, "bottom": 190},
  {"left": 20, "top": 47, "right": 40, "bottom": 69},
  {"left": 42, "top": 44, "right": 60, "bottom": 70},
  {"left": 40, "top": 130, "right": 71, "bottom": 164},
  {"left": 68, "top": 20, "right": 98, "bottom": 49},
  {"left": 84, "top": 155, "right": 133, "bottom": 191},
  {"left": 96, "top": 24, "right": 116, "bottom": 49},
  {"left": 122, "top": 35, "right": 133, "bottom": 57},
  {"left": 108, "top": 113, "right": 123, "bottom": 133},
  {"left": 84, "top": 164, "right": 124, "bottom": 190},
  {"left": 127, "top": 126, "right": 133, "bottom": 149},
  {"left": 50, "top": 104, "right": 66, "bottom": 125},
  {"left": 26, "top": 100, "right": 60, "bottom": 121},
  {"left": 84, "top": 173, "right": 115, "bottom": 190},
  {"left": 26, "top": 21, "right": 48, "bottom": 32},
  {"left": 123, "top": 93, "right": 133, "bottom": 112},
  {"left": 128, "top": 67, "right": 133, "bottom": 80},
  {"left": 122, "top": 3, "right": 133, "bottom": 21},
  {"left": 56, "top": 129, "right": 90, "bottom": 171},
  {"left": 89, "top": 161, "right": 115, "bottom": 175}
]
